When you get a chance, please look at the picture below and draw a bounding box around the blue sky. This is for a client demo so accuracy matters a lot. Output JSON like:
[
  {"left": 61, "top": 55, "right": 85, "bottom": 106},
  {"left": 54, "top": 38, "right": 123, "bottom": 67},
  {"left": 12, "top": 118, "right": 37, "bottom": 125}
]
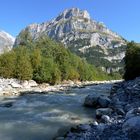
[{"left": 0, "top": 0, "right": 140, "bottom": 42}]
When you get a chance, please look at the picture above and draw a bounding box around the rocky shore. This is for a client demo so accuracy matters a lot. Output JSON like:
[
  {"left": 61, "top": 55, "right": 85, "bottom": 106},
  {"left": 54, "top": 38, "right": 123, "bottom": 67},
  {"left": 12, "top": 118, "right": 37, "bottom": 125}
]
[
  {"left": 0, "top": 78, "right": 121, "bottom": 96},
  {"left": 56, "top": 77, "right": 140, "bottom": 140}
]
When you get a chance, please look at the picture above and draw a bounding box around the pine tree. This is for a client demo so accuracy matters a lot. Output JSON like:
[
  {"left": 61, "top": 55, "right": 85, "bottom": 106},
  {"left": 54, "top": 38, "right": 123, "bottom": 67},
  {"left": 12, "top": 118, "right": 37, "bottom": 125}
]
[{"left": 15, "top": 47, "right": 33, "bottom": 80}]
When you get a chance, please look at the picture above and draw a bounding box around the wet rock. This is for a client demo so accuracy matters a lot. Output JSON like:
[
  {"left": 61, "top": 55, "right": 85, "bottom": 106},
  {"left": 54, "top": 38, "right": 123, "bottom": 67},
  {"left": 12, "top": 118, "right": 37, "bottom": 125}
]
[
  {"left": 101, "top": 115, "right": 111, "bottom": 123},
  {"left": 70, "top": 127, "right": 80, "bottom": 133},
  {"left": 70, "top": 117, "right": 81, "bottom": 123},
  {"left": 125, "top": 107, "right": 140, "bottom": 120},
  {"left": 96, "top": 108, "right": 113, "bottom": 118},
  {"left": 116, "top": 108, "right": 125, "bottom": 115},
  {"left": 77, "top": 124, "right": 91, "bottom": 131},
  {"left": 110, "top": 83, "right": 122, "bottom": 95},
  {"left": 124, "top": 104, "right": 132, "bottom": 112},
  {"left": 92, "top": 120, "right": 98, "bottom": 126},
  {"left": 84, "top": 93, "right": 99, "bottom": 107},
  {"left": 123, "top": 116, "right": 140, "bottom": 140},
  {"left": 84, "top": 94, "right": 111, "bottom": 108},
  {"left": 98, "top": 96, "right": 111, "bottom": 108},
  {"left": 97, "top": 123, "right": 107, "bottom": 132}
]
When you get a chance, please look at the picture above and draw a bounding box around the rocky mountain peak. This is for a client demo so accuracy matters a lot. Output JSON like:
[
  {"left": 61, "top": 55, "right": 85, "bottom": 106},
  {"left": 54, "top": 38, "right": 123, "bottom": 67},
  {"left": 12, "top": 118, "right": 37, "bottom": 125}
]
[
  {"left": 0, "top": 30, "right": 15, "bottom": 54},
  {"left": 0, "top": 30, "right": 15, "bottom": 42},
  {"left": 15, "top": 8, "right": 127, "bottom": 73},
  {"left": 55, "top": 8, "right": 91, "bottom": 21}
]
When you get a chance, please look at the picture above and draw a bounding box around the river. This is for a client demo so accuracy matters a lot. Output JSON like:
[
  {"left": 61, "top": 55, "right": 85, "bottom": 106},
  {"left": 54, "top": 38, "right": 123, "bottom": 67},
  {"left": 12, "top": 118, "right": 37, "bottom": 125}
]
[{"left": 0, "top": 83, "right": 112, "bottom": 140}]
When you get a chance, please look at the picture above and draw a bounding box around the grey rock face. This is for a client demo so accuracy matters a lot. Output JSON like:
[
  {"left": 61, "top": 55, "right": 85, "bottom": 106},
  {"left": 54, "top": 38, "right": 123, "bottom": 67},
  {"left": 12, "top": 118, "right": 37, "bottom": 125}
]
[
  {"left": 0, "top": 30, "right": 15, "bottom": 54},
  {"left": 15, "top": 8, "right": 126, "bottom": 72}
]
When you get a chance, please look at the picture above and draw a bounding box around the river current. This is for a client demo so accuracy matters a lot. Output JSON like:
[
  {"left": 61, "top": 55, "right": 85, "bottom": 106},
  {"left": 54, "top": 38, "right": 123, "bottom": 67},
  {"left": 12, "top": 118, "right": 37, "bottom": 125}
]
[{"left": 0, "top": 83, "right": 112, "bottom": 140}]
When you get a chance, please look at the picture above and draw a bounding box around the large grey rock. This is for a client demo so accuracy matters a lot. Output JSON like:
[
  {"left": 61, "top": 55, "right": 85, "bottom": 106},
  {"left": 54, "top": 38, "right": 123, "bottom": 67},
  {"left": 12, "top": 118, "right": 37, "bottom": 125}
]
[
  {"left": 124, "top": 104, "right": 132, "bottom": 112},
  {"left": 84, "top": 93, "right": 99, "bottom": 107},
  {"left": 116, "top": 108, "right": 125, "bottom": 115},
  {"left": 98, "top": 96, "right": 111, "bottom": 108},
  {"left": 77, "top": 124, "right": 91, "bottom": 131},
  {"left": 96, "top": 108, "right": 113, "bottom": 118},
  {"left": 101, "top": 115, "right": 111, "bottom": 123},
  {"left": 97, "top": 123, "right": 107, "bottom": 132},
  {"left": 10, "top": 82, "right": 22, "bottom": 88},
  {"left": 123, "top": 116, "right": 140, "bottom": 139},
  {"left": 28, "top": 80, "right": 38, "bottom": 87},
  {"left": 125, "top": 107, "right": 140, "bottom": 120},
  {"left": 21, "top": 80, "right": 38, "bottom": 88},
  {"left": 92, "top": 120, "right": 99, "bottom": 126}
]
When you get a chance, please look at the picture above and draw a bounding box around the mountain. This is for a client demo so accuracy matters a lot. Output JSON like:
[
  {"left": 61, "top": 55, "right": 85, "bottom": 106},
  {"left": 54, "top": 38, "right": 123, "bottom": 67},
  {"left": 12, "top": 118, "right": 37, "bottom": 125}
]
[
  {"left": 0, "top": 30, "right": 15, "bottom": 54},
  {"left": 15, "top": 8, "right": 127, "bottom": 73}
]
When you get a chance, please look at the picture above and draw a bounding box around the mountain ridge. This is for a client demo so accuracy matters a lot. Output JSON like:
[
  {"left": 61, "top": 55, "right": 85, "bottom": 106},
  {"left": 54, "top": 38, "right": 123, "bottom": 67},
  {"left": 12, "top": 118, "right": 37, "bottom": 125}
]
[
  {"left": 0, "top": 30, "right": 15, "bottom": 54},
  {"left": 15, "top": 8, "right": 127, "bottom": 73}
]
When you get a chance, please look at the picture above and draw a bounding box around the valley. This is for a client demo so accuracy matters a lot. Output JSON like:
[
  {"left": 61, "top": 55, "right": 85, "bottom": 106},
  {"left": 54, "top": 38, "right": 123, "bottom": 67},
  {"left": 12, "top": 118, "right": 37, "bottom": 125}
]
[{"left": 0, "top": 3, "right": 139, "bottom": 140}]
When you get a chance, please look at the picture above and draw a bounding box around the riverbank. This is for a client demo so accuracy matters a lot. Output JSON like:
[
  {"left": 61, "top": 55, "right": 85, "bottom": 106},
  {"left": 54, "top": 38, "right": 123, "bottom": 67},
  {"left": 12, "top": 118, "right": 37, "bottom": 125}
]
[
  {"left": 0, "top": 78, "right": 122, "bottom": 96},
  {"left": 57, "top": 77, "right": 140, "bottom": 140}
]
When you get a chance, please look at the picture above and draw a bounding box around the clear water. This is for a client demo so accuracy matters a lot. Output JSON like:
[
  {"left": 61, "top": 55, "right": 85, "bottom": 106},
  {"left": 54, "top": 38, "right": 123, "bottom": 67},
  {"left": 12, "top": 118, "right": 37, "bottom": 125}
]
[{"left": 0, "top": 84, "right": 112, "bottom": 140}]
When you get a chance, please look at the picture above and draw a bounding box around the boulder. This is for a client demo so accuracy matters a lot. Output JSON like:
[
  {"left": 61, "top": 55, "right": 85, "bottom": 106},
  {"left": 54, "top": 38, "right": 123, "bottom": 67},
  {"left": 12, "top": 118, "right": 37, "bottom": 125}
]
[
  {"left": 101, "top": 115, "right": 111, "bottom": 123},
  {"left": 123, "top": 116, "right": 140, "bottom": 139},
  {"left": 124, "top": 104, "right": 132, "bottom": 112},
  {"left": 125, "top": 107, "right": 140, "bottom": 120},
  {"left": 28, "top": 80, "right": 38, "bottom": 87},
  {"left": 96, "top": 108, "right": 113, "bottom": 118},
  {"left": 92, "top": 120, "right": 98, "bottom": 126},
  {"left": 10, "top": 82, "right": 22, "bottom": 88},
  {"left": 116, "top": 108, "right": 125, "bottom": 115},
  {"left": 77, "top": 124, "right": 91, "bottom": 131},
  {"left": 98, "top": 96, "right": 111, "bottom": 108},
  {"left": 21, "top": 80, "right": 29, "bottom": 87},
  {"left": 96, "top": 123, "right": 106, "bottom": 132},
  {"left": 21, "top": 80, "right": 38, "bottom": 88},
  {"left": 84, "top": 93, "right": 99, "bottom": 107}
]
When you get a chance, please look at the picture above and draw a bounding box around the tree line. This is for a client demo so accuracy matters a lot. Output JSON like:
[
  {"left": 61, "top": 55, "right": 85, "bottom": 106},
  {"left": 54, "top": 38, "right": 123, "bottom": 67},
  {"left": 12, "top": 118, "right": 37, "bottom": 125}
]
[{"left": 0, "top": 34, "right": 113, "bottom": 84}]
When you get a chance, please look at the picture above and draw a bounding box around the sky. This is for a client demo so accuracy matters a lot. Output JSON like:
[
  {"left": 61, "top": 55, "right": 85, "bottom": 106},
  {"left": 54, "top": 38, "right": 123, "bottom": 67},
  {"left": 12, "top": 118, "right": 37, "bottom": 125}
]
[{"left": 0, "top": 0, "right": 140, "bottom": 42}]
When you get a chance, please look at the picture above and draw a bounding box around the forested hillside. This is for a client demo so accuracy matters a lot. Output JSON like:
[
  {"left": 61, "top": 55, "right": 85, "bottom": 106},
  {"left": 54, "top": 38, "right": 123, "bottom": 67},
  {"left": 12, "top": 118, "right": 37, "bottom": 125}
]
[
  {"left": 15, "top": 8, "right": 126, "bottom": 74},
  {"left": 0, "top": 35, "right": 116, "bottom": 84}
]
